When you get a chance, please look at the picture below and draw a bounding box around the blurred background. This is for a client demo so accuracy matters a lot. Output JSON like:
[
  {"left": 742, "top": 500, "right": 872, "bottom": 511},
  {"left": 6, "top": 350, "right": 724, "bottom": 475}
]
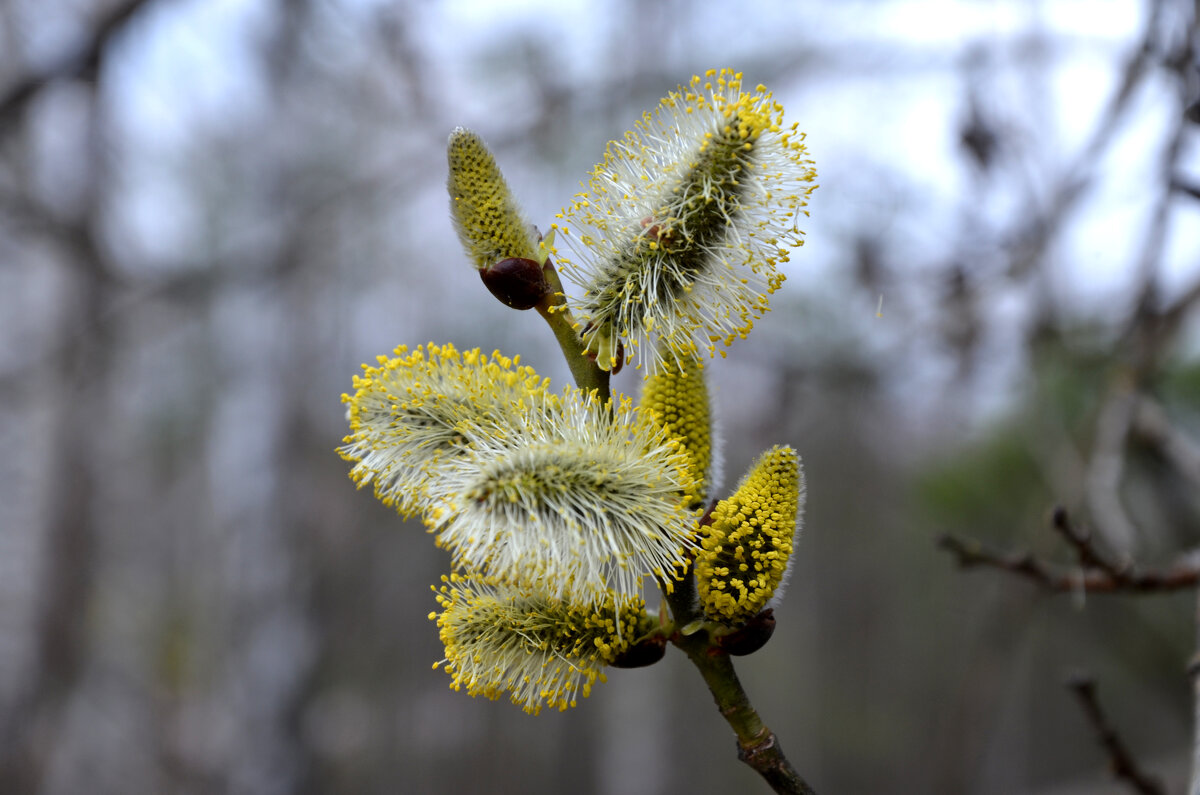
[{"left": 2, "top": 0, "right": 1199, "bottom": 792}]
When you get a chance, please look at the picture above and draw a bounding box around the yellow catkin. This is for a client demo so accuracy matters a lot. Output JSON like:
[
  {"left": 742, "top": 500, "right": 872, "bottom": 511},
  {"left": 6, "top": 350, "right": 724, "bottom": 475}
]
[
  {"left": 338, "top": 342, "right": 550, "bottom": 517},
  {"left": 447, "top": 127, "right": 539, "bottom": 269},
  {"left": 553, "top": 68, "right": 818, "bottom": 372},
  {"left": 639, "top": 354, "right": 712, "bottom": 505},
  {"left": 431, "top": 575, "right": 650, "bottom": 714},
  {"left": 425, "top": 389, "right": 700, "bottom": 606},
  {"left": 695, "top": 445, "right": 803, "bottom": 624}
]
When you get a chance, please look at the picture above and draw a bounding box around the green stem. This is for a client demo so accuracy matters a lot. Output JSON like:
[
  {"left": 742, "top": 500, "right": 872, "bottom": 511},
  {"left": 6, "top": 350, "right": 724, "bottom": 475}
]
[
  {"left": 536, "top": 259, "right": 610, "bottom": 401},
  {"left": 664, "top": 580, "right": 817, "bottom": 795},
  {"left": 539, "top": 266, "right": 809, "bottom": 792}
]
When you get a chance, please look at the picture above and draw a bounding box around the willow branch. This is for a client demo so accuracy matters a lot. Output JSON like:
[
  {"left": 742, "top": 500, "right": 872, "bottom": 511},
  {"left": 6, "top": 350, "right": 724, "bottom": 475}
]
[
  {"left": 1084, "top": 385, "right": 1139, "bottom": 550},
  {"left": 540, "top": 264, "right": 808, "bottom": 791},
  {"left": 535, "top": 258, "right": 610, "bottom": 402},
  {"left": 1190, "top": 589, "right": 1200, "bottom": 795},
  {"left": 1050, "top": 507, "right": 1130, "bottom": 582},
  {"left": 662, "top": 574, "right": 817, "bottom": 795},
  {"left": 1066, "top": 674, "right": 1165, "bottom": 795},
  {"left": 936, "top": 533, "right": 1200, "bottom": 593},
  {"left": 1132, "top": 396, "right": 1200, "bottom": 491}
]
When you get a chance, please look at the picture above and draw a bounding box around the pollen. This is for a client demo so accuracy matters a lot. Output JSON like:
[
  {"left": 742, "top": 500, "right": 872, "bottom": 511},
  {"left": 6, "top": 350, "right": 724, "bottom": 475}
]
[
  {"left": 431, "top": 575, "right": 651, "bottom": 714},
  {"left": 447, "top": 127, "right": 540, "bottom": 270},
  {"left": 695, "top": 445, "right": 804, "bottom": 625},
  {"left": 338, "top": 342, "right": 551, "bottom": 517},
  {"left": 425, "top": 389, "right": 701, "bottom": 606},
  {"left": 639, "top": 352, "right": 714, "bottom": 505},
  {"left": 555, "top": 68, "right": 818, "bottom": 372}
]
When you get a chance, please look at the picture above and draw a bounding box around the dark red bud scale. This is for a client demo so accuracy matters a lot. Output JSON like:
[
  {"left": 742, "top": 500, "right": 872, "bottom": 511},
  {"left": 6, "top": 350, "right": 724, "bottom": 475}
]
[
  {"left": 715, "top": 608, "right": 776, "bottom": 656},
  {"left": 609, "top": 635, "right": 667, "bottom": 668},
  {"left": 479, "top": 257, "right": 550, "bottom": 310}
]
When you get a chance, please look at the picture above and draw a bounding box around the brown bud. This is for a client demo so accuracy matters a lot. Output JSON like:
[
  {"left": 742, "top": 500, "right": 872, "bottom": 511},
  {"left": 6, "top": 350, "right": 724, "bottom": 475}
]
[
  {"left": 479, "top": 257, "right": 550, "bottom": 310},
  {"left": 609, "top": 635, "right": 667, "bottom": 668},
  {"left": 715, "top": 609, "right": 776, "bottom": 656}
]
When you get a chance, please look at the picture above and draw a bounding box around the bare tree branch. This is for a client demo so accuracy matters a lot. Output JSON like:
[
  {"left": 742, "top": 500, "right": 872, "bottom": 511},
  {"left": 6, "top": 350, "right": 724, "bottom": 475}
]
[
  {"left": 1172, "top": 178, "right": 1200, "bottom": 201},
  {"left": 937, "top": 533, "right": 1200, "bottom": 593},
  {"left": 1190, "top": 590, "right": 1200, "bottom": 795},
  {"left": 0, "top": 0, "right": 159, "bottom": 131},
  {"left": 1066, "top": 673, "right": 1166, "bottom": 795},
  {"left": 1085, "top": 383, "right": 1140, "bottom": 552},
  {"left": 1050, "top": 507, "right": 1132, "bottom": 583},
  {"left": 1005, "top": 0, "right": 1170, "bottom": 281},
  {"left": 1132, "top": 396, "right": 1200, "bottom": 491}
]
